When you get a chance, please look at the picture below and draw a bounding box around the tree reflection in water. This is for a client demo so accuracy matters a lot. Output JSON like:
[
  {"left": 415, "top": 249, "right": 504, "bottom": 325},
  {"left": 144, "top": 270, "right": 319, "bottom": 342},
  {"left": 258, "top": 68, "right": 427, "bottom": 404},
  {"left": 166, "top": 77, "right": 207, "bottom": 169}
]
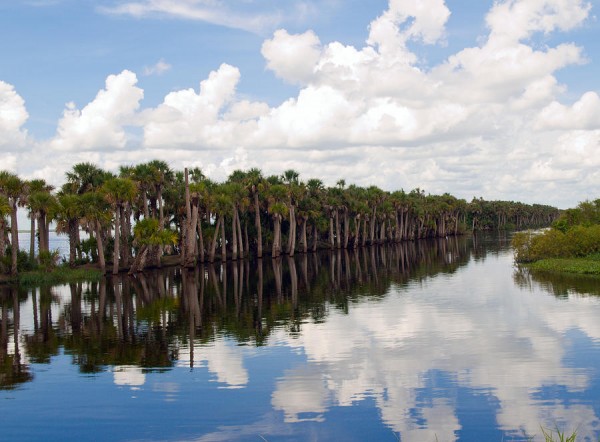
[
  {"left": 0, "top": 238, "right": 468, "bottom": 378},
  {"left": 7, "top": 235, "right": 598, "bottom": 440},
  {"left": 0, "top": 287, "right": 32, "bottom": 389}
]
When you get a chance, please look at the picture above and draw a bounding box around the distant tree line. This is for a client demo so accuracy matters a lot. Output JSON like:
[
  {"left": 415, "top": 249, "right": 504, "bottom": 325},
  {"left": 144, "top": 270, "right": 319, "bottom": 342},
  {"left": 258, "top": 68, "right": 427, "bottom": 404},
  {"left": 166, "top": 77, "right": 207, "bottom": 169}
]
[{"left": 0, "top": 162, "right": 559, "bottom": 275}]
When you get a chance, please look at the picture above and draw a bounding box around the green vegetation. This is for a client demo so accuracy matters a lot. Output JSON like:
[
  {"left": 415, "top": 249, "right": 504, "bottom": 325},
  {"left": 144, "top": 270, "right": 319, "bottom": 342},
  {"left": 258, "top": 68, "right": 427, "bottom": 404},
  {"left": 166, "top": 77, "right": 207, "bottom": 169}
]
[
  {"left": 1, "top": 161, "right": 559, "bottom": 277},
  {"left": 513, "top": 199, "right": 600, "bottom": 275},
  {"left": 17, "top": 266, "right": 103, "bottom": 286},
  {"left": 529, "top": 257, "right": 600, "bottom": 275},
  {"left": 540, "top": 426, "right": 578, "bottom": 442}
]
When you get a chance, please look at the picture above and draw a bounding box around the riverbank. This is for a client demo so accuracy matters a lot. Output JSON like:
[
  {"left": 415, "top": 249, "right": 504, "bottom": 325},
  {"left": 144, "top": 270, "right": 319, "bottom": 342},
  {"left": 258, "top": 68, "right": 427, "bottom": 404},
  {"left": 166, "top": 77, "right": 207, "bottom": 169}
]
[
  {"left": 528, "top": 256, "right": 600, "bottom": 276},
  {"left": 0, "top": 265, "right": 104, "bottom": 286}
]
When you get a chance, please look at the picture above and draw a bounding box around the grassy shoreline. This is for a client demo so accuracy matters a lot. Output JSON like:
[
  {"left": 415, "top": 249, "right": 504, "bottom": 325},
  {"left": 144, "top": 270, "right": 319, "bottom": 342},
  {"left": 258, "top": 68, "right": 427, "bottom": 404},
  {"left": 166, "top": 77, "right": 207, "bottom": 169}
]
[
  {"left": 528, "top": 257, "right": 600, "bottom": 276},
  {"left": 1, "top": 266, "right": 103, "bottom": 287}
]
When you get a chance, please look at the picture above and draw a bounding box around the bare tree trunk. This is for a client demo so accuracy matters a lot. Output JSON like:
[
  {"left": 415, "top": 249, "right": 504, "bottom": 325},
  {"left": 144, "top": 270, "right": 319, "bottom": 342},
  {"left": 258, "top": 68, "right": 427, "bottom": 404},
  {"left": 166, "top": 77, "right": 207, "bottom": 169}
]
[
  {"left": 231, "top": 210, "right": 238, "bottom": 261},
  {"left": 221, "top": 216, "right": 227, "bottom": 261},
  {"left": 329, "top": 215, "right": 335, "bottom": 250},
  {"left": 335, "top": 210, "right": 341, "bottom": 249},
  {"left": 343, "top": 210, "right": 349, "bottom": 249},
  {"left": 95, "top": 221, "right": 106, "bottom": 272},
  {"left": 197, "top": 215, "right": 204, "bottom": 263},
  {"left": 287, "top": 205, "right": 296, "bottom": 256},
  {"left": 29, "top": 216, "right": 35, "bottom": 260},
  {"left": 236, "top": 209, "right": 244, "bottom": 258},
  {"left": 254, "top": 193, "right": 262, "bottom": 258},
  {"left": 209, "top": 216, "right": 222, "bottom": 263},
  {"left": 113, "top": 207, "right": 121, "bottom": 274},
  {"left": 300, "top": 219, "right": 307, "bottom": 253},
  {"left": 10, "top": 203, "right": 19, "bottom": 276},
  {"left": 272, "top": 215, "right": 281, "bottom": 258},
  {"left": 0, "top": 219, "right": 6, "bottom": 273},
  {"left": 244, "top": 221, "right": 249, "bottom": 258},
  {"left": 69, "top": 220, "right": 77, "bottom": 267}
]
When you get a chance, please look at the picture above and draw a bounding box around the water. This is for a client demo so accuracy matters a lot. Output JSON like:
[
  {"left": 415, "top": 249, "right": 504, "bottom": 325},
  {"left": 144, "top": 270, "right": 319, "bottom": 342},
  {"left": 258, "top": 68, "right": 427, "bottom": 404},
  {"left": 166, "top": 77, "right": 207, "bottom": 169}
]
[{"left": 1, "top": 234, "right": 600, "bottom": 441}]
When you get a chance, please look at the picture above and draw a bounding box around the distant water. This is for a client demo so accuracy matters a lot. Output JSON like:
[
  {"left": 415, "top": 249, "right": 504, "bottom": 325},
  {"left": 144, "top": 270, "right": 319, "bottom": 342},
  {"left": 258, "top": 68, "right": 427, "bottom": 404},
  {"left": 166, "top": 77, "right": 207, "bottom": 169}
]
[{"left": 18, "top": 231, "right": 76, "bottom": 260}]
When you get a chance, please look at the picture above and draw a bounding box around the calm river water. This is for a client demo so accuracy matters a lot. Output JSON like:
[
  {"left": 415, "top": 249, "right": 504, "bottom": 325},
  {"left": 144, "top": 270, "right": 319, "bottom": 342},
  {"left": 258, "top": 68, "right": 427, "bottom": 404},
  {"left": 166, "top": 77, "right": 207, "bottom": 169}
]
[{"left": 1, "top": 234, "right": 600, "bottom": 441}]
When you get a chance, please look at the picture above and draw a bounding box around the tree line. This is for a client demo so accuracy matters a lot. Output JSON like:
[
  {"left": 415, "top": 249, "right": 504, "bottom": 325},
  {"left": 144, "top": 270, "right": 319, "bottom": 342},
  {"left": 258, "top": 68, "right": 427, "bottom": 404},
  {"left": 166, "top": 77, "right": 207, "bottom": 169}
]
[{"left": 0, "top": 161, "right": 559, "bottom": 275}]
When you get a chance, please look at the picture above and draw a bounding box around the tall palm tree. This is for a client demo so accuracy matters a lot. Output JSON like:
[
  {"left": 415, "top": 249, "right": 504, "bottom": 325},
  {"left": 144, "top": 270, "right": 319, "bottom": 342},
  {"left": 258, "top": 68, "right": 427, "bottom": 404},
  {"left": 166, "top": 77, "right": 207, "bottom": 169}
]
[
  {"left": 102, "top": 177, "right": 137, "bottom": 274},
  {"left": 146, "top": 160, "right": 173, "bottom": 228},
  {"left": 80, "top": 191, "right": 111, "bottom": 272},
  {"left": 28, "top": 191, "right": 58, "bottom": 256},
  {"left": 26, "top": 179, "right": 54, "bottom": 259},
  {"left": 66, "top": 162, "right": 110, "bottom": 195},
  {"left": 0, "top": 171, "right": 27, "bottom": 276},
  {"left": 0, "top": 195, "right": 10, "bottom": 273},
  {"left": 55, "top": 193, "right": 82, "bottom": 267},
  {"left": 244, "top": 168, "right": 265, "bottom": 258}
]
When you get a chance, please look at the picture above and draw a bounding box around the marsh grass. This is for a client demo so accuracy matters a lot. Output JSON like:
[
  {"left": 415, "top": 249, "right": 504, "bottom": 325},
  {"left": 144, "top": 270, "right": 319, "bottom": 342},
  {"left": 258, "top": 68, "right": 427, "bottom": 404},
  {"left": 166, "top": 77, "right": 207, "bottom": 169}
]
[
  {"left": 529, "top": 258, "right": 600, "bottom": 275},
  {"left": 18, "top": 266, "right": 103, "bottom": 286},
  {"left": 539, "top": 426, "right": 578, "bottom": 442}
]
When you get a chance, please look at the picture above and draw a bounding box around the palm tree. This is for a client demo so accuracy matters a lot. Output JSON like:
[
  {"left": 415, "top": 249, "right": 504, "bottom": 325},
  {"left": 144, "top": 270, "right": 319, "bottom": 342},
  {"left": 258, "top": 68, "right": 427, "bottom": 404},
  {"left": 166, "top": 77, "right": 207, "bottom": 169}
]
[
  {"left": 0, "top": 195, "right": 10, "bottom": 273},
  {"left": 80, "top": 191, "right": 111, "bottom": 272},
  {"left": 146, "top": 160, "right": 173, "bottom": 228},
  {"left": 66, "top": 162, "right": 110, "bottom": 195},
  {"left": 28, "top": 191, "right": 58, "bottom": 256},
  {"left": 267, "top": 184, "right": 288, "bottom": 258},
  {"left": 244, "top": 168, "right": 265, "bottom": 258},
  {"left": 55, "top": 193, "right": 82, "bottom": 267},
  {"left": 25, "top": 179, "right": 54, "bottom": 259},
  {"left": 130, "top": 218, "right": 178, "bottom": 273},
  {"left": 102, "top": 177, "right": 137, "bottom": 274},
  {"left": 0, "top": 171, "right": 27, "bottom": 276}
]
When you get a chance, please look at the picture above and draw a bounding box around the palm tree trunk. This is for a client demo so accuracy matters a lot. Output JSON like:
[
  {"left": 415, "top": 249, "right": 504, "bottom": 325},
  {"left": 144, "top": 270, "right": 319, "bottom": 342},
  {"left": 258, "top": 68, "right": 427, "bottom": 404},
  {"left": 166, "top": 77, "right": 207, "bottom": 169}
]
[
  {"left": 231, "top": 210, "right": 238, "bottom": 261},
  {"left": 244, "top": 221, "right": 249, "bottom": 258},
  {"left": 335, "top": 210, "right": 341, "bottom": 249},
  {"left": 287, "top": 205, "right": 296, "bottom": 256},
  {"left": 197, "top": 213, "right": 205, "bottom": 262},
  {"left": 354, "top": 217, "right": 361, "bottom": 249},
  {"left": 220, "top": 216, "right": 227, "bottom": 261},
  {"left": 343, "top": 211, "right": 349, "bottom": 249},
  {"left": 312, "top": 224, "right": 318, "bottom": 252},
  {"left": 29, "top": 216, "right": 35, "bottom": 259},
  {"left": 69, "top": 219, "right": 77, "bottom": 267},
  {"left": 236, "top": 208, "right": 244, "bottom": 259},
  {"left": 329, "top": 215, "right": 334, "bottom": 250},
  {"left": 254, "top": 193, "right": 262, "bottom": 258},
  {"left": 113, "top": 206, "right": 120, "bottom": 274},
  {"left": 143, "top": 189, "right": 149, "bottom": 218},
  {"left": 10, "top": 202, "right": 19, "bottom": 276},
  {"left": 158, "top": 188, "right": 164, "bottom": 229},
  {"left": 272, "top": 215, "right": 281, "bottom": 258},
  {"left": 209, "top": 216, "right": 222, "bottom": 263},
  {"left": 301, "top": 219, "right": 307, "bottom": 253},
  {"left": 0, "top": 219, "right": 6, "bottom": 273},
  {"left": 95, "top": 221, "right": 106, "bottom": 272}
]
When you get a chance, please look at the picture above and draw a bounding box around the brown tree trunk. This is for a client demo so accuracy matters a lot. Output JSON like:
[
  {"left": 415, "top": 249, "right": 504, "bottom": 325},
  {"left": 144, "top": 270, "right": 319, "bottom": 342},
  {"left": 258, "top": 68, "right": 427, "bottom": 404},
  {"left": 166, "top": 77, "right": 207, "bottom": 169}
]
[
  {"left": 209, "top": 216, "right": 222, "bottom": 263},
  {"left": 10, "top": 202, "right": 19, "bottom": 276},
  {"left": 113, "top": 206, "right": 121, "bottom": 274},
  {"left": 254, "top": 193, "right": 262, "bottom": 258},
  {"left": 231, "top": 210, "right": 238, "bottom": 261},
  {"left": 95, "top": 221, "right": 106, "bottom": 272},
  {"left": 220, "top": 215, "right": 227, "bottom": 261}
]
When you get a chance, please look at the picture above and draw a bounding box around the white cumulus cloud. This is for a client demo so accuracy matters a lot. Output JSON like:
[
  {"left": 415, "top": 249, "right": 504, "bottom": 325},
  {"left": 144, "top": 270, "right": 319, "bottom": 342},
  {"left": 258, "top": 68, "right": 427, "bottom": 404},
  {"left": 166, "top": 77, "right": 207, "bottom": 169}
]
[
  {"left": 0, "top": 81, "right": 29, "bottom": 149},
  {"left": 49, "top": 70, "right": 143, "bottom": 151}
]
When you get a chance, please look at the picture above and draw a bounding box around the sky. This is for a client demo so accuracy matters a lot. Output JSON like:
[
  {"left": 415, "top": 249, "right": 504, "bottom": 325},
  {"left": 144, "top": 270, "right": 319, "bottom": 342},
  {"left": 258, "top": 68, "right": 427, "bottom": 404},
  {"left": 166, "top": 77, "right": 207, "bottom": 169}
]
[{"left": 1, "top": 0, "right": 599, "bottom": 209}]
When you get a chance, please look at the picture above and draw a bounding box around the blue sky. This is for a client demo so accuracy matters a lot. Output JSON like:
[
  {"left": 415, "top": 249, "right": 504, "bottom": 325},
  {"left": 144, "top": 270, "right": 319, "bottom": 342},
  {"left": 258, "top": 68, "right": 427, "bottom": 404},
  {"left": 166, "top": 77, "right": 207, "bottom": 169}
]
[{"left": 1, "top": 0, "right": 599, "bottom": 208}]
